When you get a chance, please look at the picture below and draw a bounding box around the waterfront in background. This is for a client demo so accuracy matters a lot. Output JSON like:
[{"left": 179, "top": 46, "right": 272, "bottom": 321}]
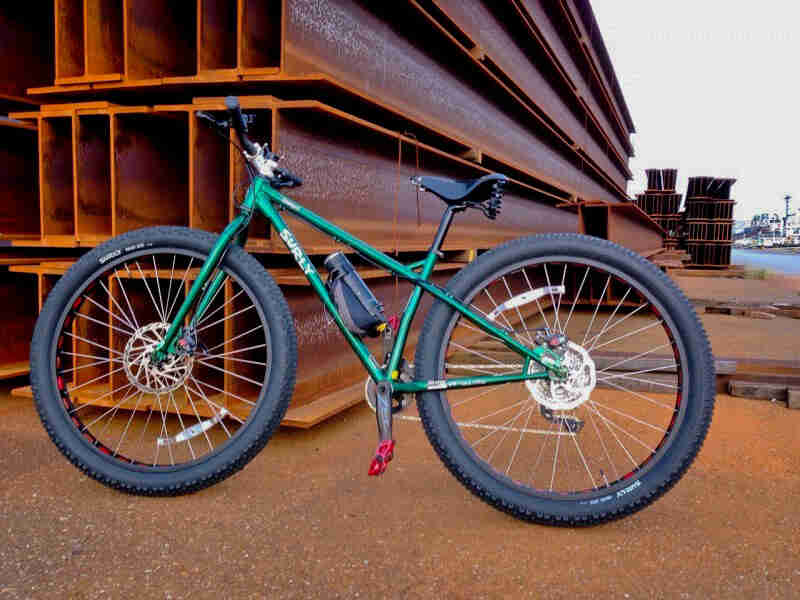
[{"left": 732, "top": 248, "right": 800, "bottom": 274}]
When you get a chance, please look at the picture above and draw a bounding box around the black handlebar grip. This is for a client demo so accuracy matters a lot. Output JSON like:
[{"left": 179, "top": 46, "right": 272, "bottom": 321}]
[{"left": 224, "top": 96, "right": 259, "bottom": 155}]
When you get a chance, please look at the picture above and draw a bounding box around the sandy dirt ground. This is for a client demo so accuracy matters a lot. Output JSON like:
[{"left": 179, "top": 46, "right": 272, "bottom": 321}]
[
  {"left": 674, "top": 273, "right": 800, "bottom": 306},
  {"left": 1, "top": 272, "right": 799, "bottom": 599},
  {"left": 1, "top": 387, "right": 799, "bottom": 599},
  {"left": 676, "top": 274, "right": 800, "bottom": 363}
]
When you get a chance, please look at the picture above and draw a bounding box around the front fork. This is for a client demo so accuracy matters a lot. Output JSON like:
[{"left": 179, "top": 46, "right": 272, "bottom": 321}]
[{"left": 153, "top": 196, "right": 254, "bottom": 362}]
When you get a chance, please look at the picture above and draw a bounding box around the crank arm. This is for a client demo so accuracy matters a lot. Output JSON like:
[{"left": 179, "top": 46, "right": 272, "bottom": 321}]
[{"left": 368, "top": 381, "right": 395, "bottom": 476}]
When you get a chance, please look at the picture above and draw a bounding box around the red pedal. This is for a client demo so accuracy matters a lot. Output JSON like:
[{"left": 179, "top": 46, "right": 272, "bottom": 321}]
[{"left": 368, "top": 440, "right": 395, "bottom": 476}]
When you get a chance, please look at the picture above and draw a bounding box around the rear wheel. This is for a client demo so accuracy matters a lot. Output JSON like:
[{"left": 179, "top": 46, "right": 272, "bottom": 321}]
[
  {"left": 415, "top": 234, "right": 714, "bottom": 525},
  {"left": 31, "top": 226, "right": 297, "bottom": 495}
]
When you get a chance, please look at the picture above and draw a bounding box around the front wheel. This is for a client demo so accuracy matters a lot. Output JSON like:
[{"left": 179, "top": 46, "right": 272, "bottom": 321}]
[
  {"left": 415, "top": 234, "right": 714, "bottom": 525},
  {"left": 30, "top": 226, "right": 297, "bottom": 495}
]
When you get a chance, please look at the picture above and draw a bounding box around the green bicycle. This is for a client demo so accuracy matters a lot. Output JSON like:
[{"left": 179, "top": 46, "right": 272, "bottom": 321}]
[{"left": 31, "top": 97, "right": 714, "bottom": 525}]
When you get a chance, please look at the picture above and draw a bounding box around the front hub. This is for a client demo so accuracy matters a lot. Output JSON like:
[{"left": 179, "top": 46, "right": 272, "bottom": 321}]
[{"left": 124, "top": 322, "right": 194, "bottom": 394}]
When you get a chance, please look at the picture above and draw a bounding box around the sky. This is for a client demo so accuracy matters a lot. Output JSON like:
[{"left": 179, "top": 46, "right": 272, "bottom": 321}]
[{"left": 591, "top": 0, "right": 800, "bottom": 223}]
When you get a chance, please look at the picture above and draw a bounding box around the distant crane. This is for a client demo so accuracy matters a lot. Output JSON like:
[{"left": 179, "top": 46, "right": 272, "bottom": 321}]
[{"left": 772, "top": 194, "right": 795, "bottom": 238}]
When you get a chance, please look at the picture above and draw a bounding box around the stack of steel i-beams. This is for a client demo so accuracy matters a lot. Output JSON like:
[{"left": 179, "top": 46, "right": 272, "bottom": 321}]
[
  {"left": 683, "top": 176, "right": 736, "bottom": 268},
  {"left": 634, "top": 169, "right": 682, "bottom": 249},
  {"left": 0, "top": 0, "right": 650, "bottom": 425}
]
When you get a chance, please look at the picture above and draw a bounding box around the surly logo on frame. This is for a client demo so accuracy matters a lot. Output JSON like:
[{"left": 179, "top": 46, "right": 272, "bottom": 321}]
[{"left": 280, "top": 229, "right": 314, "bottom": 275}]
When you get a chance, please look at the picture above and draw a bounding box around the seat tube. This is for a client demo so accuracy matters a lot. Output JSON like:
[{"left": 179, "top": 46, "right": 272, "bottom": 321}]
[{"left": 386, "top": 206, "right": 458, "bottom": 376}]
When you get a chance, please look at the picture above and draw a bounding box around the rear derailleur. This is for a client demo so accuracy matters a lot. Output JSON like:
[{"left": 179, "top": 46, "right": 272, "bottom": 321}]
[{"left": 539, "top": 405, "right": 584, "bottom": 433}]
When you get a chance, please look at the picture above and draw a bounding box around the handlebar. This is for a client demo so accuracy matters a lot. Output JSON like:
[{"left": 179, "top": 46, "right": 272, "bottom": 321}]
[
  {"left": 224, "top": 96, "right": 259, "bottom": 156},
  {"left": 197, "top": 96, "right": 302, "bottom": 188}
]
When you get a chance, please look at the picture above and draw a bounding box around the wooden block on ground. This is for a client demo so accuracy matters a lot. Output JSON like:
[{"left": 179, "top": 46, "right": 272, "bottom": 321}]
[
  {"left": 729, "top": 380, "right": 788, "bottom": 402},
  {"left": 788, "top": 389, "right": 800, "bottom": 410},
  {"left": 0, "top": 362, "right": 30, "bottom": 380},
  {"left": 11, "top": 385, "right": 33, "bottom": 399},
  {"left": 282, "top": 382, "right": 365, "bottom": 428},
  {"left": 746, "top": 311, "right": 776, "bottom": 320}
]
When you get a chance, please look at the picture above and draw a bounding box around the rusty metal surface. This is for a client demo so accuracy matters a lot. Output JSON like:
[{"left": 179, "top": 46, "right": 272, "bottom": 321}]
[
  {"left": 570, "top": 0, "right": 635, "bottom": 133},
  {"left": 113, "top": 112, "right": 190, "bottom": 234},
  {"left": 608, "top": 207, "right": 664, "bottom": 255},
  {"left": 0, "top": 4, "right": 53, "bottom": 101},
  {"left": 283, "top": 0, "right": 620, "bottom": 203},
  {"left": 430, "top": 0, "right": 629, "bottom": 188},
  {"left": 274, "top": 106, "right": 577, "bottom": 254},
  {"left": 516, "top": 0, "right": 632, "bottom": 157},
  {"left": 0, "top": 125, "right": 40, "bottom": 238}
]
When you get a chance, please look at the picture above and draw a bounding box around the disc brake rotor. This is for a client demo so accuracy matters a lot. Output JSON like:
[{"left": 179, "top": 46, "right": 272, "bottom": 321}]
[
  {"left": 526, "top": 341, "right": 596, "bottom": 411},
  {"left": 123, "top": 322, "right": 193, "bottom": 394}
]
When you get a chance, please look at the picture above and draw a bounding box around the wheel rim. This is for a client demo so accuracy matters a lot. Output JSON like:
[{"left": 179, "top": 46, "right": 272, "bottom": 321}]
[
  {"left": 51, "top": 249, "right": 272, "bottom": 468},
  {"left": 436, "top": 257, "right": 688, "bottom": 498}
]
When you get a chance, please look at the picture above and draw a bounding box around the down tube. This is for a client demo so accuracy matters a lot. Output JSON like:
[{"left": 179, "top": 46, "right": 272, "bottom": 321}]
[{"left": 256, "top": 194, "right": 385, "bottom": 382}]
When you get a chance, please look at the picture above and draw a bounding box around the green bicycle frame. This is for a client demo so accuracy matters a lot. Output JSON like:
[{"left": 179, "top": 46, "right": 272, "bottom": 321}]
[{"left": 155, "top": 177, "right": 565, "bottom": 392}]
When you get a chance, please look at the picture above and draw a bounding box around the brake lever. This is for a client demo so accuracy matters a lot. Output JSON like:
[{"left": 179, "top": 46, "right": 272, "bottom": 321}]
[{"left": 196, "top": 111, "right": 230, "bottom": 130}]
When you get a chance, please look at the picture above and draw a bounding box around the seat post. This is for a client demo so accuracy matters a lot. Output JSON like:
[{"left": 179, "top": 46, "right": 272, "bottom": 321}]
[{"left": 429, "top": 205, "right": 464, "bottom": 256}]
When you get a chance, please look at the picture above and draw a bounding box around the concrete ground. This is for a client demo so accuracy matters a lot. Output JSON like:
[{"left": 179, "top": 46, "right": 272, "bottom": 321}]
[{"left": 1, "top": 386, "right": 799, "bottom": 599}]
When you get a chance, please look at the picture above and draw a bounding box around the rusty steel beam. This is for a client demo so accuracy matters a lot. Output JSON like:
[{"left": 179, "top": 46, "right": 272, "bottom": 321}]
[
  {"left": 550, "top": 0, "right": 634, "bottom": 147},
  {"left": 28, "top": 0, "right": 631, "bottom": 204},
  {"left": 282, "top": 0, "right": 621, "bottom": 203},
  {"left": 424, "top": 0, "right": 630, "bottom": 186},
  {"left": 569, "top": 0, "right": 635, "bottom": 133},
  {"left": 0, "top": 120, "right": 40, "bottom": 241},
  {"left": 10, "top": 96, "right": 580, "bottom": 250},
  {"left": 579, "top": 201, "right": 664, "bottom": 256},
  {"left": 512, "top": 0, "right": 633, "bottom": 157},
  {"left": 0, "top": 4, "right": 53, "bottom": 106}
]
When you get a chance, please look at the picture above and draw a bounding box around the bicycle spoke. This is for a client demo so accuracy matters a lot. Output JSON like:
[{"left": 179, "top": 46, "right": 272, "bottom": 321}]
[
  {"left": 74, "top": 310, "right": 136, "bottom": 338},
  {"left": 581, "top": 275, "right": 611, "bottom": 345},
  {"left": 597, "top": 363, "right": 678, "bottom": 382},
  {"left": 586, "top": 287, "right": 630, "bottom": 352},
  {"left": 569, "top": 424, "right": 597, "bottom": 490},
  {"left": 196, "top": 287, "right": 242, "bottom": 328},
  {"left": 196, "top": 303, "right": 255, "bottom": 333},
  {"left": 196, "top": 360, "right": 264, "bottom": 387},
  {"left": 205, "top": 325, "right": 263, "bottom": 353},
  {"left": 116, "top": 267, "right": 141, "bottom": 330},
  {"left": 152, "top": 257, "right": 167, "bottom": 322},
  {"left": 587, "top": 403, "right": 657, "bottom": 455},
  {"left": 99, "top": 279, "right": 138, "bottom": 332},
  {"left": 163, "top": 255, "right": 177, "bottom": 323},
  {"left": 600, "top": 379, "right": 677, "bottom": 410},
  {"left": 562, "top": 266, "right": 590, "bottom": 333},
  {"left": 587, "top": 408, "right": 619, "bottom": 482},
  {"left": 135, "top": 261, "right": 165, "bottom": 323},
  {"left": 183, "top": 385, "right": 216, "bottom": 451},
  {"left": 521, "top": 267, "right": 551, "bottom": 331},
  {"left": 597, "top": 343, "right": 673, "bottom": 373},
  {"left": 113, "top": 391, "right": 146, "bottom": 457},
  {"left": 590, "top": 319, "right": 664, "bottom": 352},
  {"left": 501, "top": 276, "right": 535, "bottom": 346},
  {"left": 549, "top": 419, "right": 564, "bottom": 492},
  {"left": 505, "top": 402, "right": 536, "bottom": 475},
  {"left": 166, "top": 258, "right": 194, "bottom": 321},
  {"left": 589, "top": 400, "right": 668, "bottom": 434}
]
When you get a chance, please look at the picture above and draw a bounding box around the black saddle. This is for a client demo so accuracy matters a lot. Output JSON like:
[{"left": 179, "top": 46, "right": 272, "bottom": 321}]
[{"left": 413, "top": 173, "right": 507, "bottom": 205}]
